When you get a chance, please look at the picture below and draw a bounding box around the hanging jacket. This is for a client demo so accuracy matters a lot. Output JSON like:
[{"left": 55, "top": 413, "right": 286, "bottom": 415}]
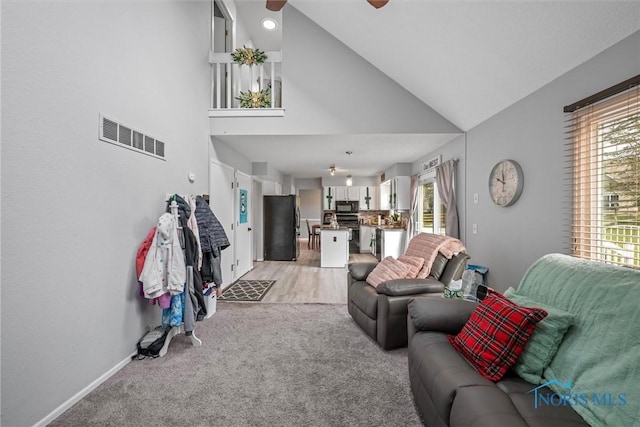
[
  {"left": 183, "top": 225, "right": 207, "bottom": 321},
  {"left": 136, "top": 226, "right": 157, "bottom": 296},
  {"left": 194, "top": 195, "right": 230, "bottom": 253},
  {"left": 185, "top": 194, "right": 203, "bottom": 269},
  {"left": 139, "top": 213, "right": 186, "bottom": 299}
]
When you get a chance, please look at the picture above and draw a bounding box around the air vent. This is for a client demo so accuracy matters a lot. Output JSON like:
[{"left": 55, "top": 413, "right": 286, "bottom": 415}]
[
  {"left": 144, "top": 135, "right": 155, "bottom": 153},
  {"left": 119, "top": 126, "right": 132, "bottom": 146},
  {"left": 99, "top": 114, "right": 165, "bottom": 160}
]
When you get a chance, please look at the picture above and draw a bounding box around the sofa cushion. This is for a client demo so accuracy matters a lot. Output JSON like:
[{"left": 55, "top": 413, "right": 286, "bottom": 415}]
[
  {"left": 398, "top": 255, "right": 425, "bottom": 278},
  {"left": 504, "top": 287, "right": 575, "bottom": 384},
  {"left": 448, "top": 292, "right": 547, "bottom": 381},
  {"left": 450, "top": 380, "right": 588, "bottom": 427},
  {"left": 366, "top": 256, "right": 410, "bottom": 288},
  {"left": 429, "top": 253, "right": 448, "bottom": 280},
  {"left": 376, "top": 278, "right": 444, "bottom": 296}
]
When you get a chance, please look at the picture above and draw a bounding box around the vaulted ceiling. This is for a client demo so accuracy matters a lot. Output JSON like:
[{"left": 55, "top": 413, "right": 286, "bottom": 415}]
[
  {"left": 222, "top": 0, "right": 640, "bottom": 179},
  {"left": 292, "top": 0, "right": 640, "bottom": 131}
]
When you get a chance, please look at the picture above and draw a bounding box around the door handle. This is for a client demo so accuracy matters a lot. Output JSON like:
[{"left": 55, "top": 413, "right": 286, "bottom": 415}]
[{"left": 248, "top": 228, "right": 252, "bottom": 231}]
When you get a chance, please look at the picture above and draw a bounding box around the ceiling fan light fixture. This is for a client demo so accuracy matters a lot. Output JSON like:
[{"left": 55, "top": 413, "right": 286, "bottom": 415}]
[
  {"left": 367, "top": 0, "right": 389, "bottom": 9},
  {"left": 266, "top": 0, "right": 287, "bottom": 12},
  {"left": 329, "top": 166, "right": 336, "bottom": 176}
]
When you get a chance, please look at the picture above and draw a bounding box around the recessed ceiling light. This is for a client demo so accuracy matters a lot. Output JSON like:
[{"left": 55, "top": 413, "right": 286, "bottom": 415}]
[{"left": 261, "top": 18, "right": 278, "bottom": 31}]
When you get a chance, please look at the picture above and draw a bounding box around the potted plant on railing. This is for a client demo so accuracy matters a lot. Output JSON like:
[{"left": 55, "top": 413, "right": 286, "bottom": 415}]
[
  {"left": 231, "top": 46, "right": 267, "bottom": 66},
  {"left": 231, "top": 46, "right": 270, "bottom": 108},
  {"left": 236, "top": 88, "right": 271, "bottom": 109}
]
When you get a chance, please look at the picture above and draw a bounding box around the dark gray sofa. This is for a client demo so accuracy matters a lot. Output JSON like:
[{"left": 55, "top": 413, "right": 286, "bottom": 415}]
[
  {"left": 406, "top": 297, "right": 588, "bottom": 427},
  {"left": 347, "top": 251, "right": 469, "bottom": 350}
]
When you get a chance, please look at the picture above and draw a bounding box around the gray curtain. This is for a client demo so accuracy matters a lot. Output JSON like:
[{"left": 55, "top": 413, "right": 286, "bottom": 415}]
[
  {"left": 436, "top": 159, "right": 459, "bottom": 238},
  {"left": 406, "top": 175, "right": 420, "bottom": 249}
]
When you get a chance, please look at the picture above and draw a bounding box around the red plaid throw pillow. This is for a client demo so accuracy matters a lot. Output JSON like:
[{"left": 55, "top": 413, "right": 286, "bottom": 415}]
[{"left": 448, "top": 291, "right": 547, "bottom": 381}]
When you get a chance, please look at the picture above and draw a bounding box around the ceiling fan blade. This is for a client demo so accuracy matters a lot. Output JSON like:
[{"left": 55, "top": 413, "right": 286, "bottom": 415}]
[
  {"left": 367, "top": 0, "right": 389, "bottom": 8},
  {"left": 266, "top": 0, "right": 287, "bottom": 11}
]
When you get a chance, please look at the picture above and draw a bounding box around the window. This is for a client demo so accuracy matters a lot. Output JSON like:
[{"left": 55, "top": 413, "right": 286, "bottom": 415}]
[
  {"left": 567, "top": 77, "right": 639, "bottom": 268},
  {"left": 418, "top": 179, "right": 446, "bottom": 235}
]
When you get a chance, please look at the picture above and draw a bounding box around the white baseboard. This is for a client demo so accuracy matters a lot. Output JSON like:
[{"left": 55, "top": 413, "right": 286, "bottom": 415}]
[{"left": 34, "top": 351, "right": 137, "bottom": 427}]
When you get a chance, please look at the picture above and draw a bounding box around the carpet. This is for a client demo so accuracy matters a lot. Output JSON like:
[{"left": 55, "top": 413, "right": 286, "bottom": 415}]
[
  {"left": 218, "top": 279, "right": 276, "bottom": 302},
  {"left": 49, "top": 303, "right": 423, "bottom": 426}
]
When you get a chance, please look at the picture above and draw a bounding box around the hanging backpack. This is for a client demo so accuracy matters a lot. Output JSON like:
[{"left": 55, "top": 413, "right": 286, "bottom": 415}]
[{"left": 136, "top": 328, "right": 169, "bottom": 359}]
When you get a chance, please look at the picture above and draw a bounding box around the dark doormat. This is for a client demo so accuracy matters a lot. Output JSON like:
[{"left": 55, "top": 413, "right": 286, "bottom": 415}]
[{"left": 218, "top": 280, "right": 276, "bottom": 302}]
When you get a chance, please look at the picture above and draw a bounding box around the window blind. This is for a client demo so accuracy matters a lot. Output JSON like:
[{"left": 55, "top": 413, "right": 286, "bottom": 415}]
[{"left": 566, "top": 79, "right": 640, "bottom": 268}]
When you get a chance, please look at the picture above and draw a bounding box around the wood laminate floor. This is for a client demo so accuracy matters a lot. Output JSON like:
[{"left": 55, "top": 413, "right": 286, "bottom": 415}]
[{"left": 237, "top": 239, "right": 377, "bottom": 304}]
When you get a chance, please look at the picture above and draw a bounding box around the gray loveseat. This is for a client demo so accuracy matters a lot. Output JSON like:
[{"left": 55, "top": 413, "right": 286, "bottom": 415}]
[{"left": 407, "top": 253, "right": 640, "bottom": 427}]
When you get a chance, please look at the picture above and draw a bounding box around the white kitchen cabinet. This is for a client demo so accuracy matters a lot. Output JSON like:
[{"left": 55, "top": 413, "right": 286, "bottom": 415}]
[
  {"left": 320, "top": 229, "right": 349, "bottom": 268},
  {"left": 323, "top": 186, "right": 336, "bottom": 210},
  {"left": 393, "top": 176, "right": 411, "bottom": 210},
  {"left": 359, "top": 225, "right": 375, "bottom": 253},
  {"left": 380, "top": 181, "right": 391, "bottom": 210},
  {"left": 359, "top": 186, "right": 378, "bottom": 210},
  {"left": 335, "top": 186, "right": 347, "bottom": 202},
  {"left": 335, "top": 186, "right": 360, "bottom": 202},
  {"left": 348, "top": 186, "right": 360, "bottom": 201}
]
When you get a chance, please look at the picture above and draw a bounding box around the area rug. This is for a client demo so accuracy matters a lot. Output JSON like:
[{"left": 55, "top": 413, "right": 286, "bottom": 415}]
[
  {"left": 218, "top": 279, "right": 276, "bottom": 302},
  {"left": 49, "top": 303, "right": 423, "bottom": 426}
]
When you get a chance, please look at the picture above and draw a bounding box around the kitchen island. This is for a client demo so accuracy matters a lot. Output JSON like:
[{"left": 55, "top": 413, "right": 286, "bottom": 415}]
[{"left": 320, "top": 227, "right": 349, "bottom": 268}]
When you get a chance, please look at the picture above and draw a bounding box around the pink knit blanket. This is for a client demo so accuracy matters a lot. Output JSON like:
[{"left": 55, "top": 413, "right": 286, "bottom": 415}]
[{"left": 404, "top": 233, "right": 466, "bottom": 278}]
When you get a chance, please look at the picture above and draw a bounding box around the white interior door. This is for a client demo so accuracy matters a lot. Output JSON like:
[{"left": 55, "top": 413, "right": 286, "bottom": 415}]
[
  {"left": 209, "top": 159, "right": 236, "bottom": 288},
  {"left": 235, "top": 171, "right": 253, "bottom": 278}
]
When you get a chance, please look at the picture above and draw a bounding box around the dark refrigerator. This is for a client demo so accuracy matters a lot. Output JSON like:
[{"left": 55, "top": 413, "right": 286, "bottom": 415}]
[{"left": 264, "top": 195, "right": 300, "bottom": 261}]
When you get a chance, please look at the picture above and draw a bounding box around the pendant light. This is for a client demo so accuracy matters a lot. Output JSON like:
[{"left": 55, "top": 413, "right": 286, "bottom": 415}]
[{"left": 345, "top": 151, "right": 353, "bottom": 186}]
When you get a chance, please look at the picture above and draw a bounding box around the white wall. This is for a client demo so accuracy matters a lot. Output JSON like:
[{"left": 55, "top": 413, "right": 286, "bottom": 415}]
[
  {"left": 1, "top": 1, "right": 211, "bottom": 425},
  {"left": 299, "top": 189, "right": 323, "bottom": 238},
  {"left": 444, "top": 31, "right": 640, "bottom": 290}
]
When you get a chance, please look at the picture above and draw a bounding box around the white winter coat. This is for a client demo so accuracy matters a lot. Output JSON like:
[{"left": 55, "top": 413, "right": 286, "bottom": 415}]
[{"left": 139, "top": 213, "right": 186, "bottom": 299}]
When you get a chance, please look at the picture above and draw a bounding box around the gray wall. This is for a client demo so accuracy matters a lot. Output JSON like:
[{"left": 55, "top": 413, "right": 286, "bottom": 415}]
[
  {"left": 210, "top": 6, "right": 460, "bottom": 137},
  {"left": 439, "top": 30, "right": 640, "bottom": 290},
  {"left": 1, "top": 1, "right": 211, "bottom": 425}
]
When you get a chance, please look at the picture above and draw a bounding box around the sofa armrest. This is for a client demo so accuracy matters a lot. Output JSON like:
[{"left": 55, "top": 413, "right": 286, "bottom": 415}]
[
  {"left": 376, "top": 278, "right": 444, "bottom": 296},
  {"left": 348, "top": 262, "right": 378, "bottom": 281},
  {"left": 408, "top": 297, "right": 478, "bottom": 334}
]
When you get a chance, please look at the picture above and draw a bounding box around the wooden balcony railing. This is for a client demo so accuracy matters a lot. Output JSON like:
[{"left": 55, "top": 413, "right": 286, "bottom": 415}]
[{"left": 208, "top": 50, "right": 284, "bottom": 117}]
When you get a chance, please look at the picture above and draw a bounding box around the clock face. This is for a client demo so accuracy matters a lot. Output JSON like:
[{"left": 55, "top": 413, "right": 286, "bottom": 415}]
[{"left": 489, "top": 160, "right": 524, "bottom": 207}]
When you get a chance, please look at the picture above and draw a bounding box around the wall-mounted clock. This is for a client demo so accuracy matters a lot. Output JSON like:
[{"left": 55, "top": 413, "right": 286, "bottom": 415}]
[{"left": 489, "top": 159, "right": 524, "bottom": 207}]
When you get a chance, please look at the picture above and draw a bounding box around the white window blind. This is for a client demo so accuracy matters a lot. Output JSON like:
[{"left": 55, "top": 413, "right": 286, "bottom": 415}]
[{"left": 566, "top": 78, "right": 640, "bottom": 268}]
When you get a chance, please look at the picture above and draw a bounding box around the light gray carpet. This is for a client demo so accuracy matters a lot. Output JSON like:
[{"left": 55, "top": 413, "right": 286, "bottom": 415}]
[{"left": 49, "top": 303, "right": 423, "bottom": 426}]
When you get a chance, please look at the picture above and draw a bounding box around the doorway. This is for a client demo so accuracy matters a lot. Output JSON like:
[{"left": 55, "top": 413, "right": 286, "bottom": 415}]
[
  {"left": 209, "top": 159, "right": 236, "bottom": 288},
  {"left": 235, "top": 171, "right": 254, "bottom": 277},
  {"left": 213, "top": 0, "right": 234, "bottom": 107}
]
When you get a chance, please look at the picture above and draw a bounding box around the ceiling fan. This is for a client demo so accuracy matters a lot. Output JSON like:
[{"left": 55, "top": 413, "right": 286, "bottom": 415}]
[{"left": 266, "top": 0, "right": 389, "bottom": 12}]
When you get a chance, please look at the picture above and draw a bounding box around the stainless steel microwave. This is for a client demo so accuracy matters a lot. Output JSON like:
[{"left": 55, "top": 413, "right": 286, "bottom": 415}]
[{"left": 335, "top": 200, "right": 359, "bottom": 213}]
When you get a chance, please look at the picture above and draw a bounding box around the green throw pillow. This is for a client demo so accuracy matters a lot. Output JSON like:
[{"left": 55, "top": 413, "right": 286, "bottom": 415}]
[{"left": 504, "top": 287, "right": 575, "bottom": 384}]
